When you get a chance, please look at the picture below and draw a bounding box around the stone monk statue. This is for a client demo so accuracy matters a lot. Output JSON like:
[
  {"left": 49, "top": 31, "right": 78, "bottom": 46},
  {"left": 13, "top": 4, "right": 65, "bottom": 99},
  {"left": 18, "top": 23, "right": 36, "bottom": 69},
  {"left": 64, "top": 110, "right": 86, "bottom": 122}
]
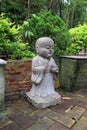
[{"left": 26, "top": 37, "right": 61, "bottom": 108}]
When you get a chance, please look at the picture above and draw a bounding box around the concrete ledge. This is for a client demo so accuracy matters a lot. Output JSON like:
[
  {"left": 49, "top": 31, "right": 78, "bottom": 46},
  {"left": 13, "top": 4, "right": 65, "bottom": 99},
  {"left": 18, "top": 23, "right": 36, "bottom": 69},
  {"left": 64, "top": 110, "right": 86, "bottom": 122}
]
[{"left": 59, "top": 56, "right": 87, "bottom": 91}]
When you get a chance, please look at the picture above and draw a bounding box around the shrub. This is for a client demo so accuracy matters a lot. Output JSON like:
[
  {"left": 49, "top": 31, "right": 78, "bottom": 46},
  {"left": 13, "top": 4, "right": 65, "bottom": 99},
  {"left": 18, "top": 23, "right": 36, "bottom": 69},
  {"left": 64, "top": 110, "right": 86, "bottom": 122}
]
[
  {"left": 68, "top": 23, "right": 87, "bottom": 55},
  {"left": 20, "top": 11, "right": 71, "bottom": 56},
  {"left": 9, "top": 42, "right": 35, "bottom": 60},
  {"left": 0, "top": 13, "right": 35, "bottom": 60}
]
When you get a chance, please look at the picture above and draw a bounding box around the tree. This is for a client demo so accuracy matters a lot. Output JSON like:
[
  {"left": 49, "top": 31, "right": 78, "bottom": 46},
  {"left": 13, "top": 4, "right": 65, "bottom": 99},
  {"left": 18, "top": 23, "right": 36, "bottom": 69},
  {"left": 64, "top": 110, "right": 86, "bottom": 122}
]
[
  {"left": 1, "top": 0, "right": 27, "bottom": 24},
  {"left": 62, "top": 0, "right": 87, "bottom": 28},
  {"left": 1, "top": 0, "right": 87, "bottom": 28}
]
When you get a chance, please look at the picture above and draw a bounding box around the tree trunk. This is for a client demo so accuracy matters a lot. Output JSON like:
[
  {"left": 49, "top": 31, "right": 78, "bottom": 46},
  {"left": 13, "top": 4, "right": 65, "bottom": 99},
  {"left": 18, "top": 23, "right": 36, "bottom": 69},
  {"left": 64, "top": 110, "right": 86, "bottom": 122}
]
[
  {"left": 58, "top": 0, "right": 62, "bottom": 18},
  {"left": 70, "top": 3, "right": 76, "bottom": 28},
  {"left": 65, "top": 5, "right": 69, "bottom": 28},
  {"left": 0, "top": 0, "right": 2, "bottom": 14},
  {"left": 27, "top": 0, "right": 30, "bottom": 17},
  {"left": 48, "top": 0, "right": 53, "bottom": 10}
]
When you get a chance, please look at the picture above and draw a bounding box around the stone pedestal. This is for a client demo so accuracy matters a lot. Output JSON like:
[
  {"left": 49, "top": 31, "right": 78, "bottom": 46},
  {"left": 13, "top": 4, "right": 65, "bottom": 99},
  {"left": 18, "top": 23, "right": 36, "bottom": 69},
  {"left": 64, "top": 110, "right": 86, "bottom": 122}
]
[
  {"left": 0, "top": 59, "right": 7, "bottom": 112},
  {"left": 26, "top": 92, "right": 61, "bottom": 108}
]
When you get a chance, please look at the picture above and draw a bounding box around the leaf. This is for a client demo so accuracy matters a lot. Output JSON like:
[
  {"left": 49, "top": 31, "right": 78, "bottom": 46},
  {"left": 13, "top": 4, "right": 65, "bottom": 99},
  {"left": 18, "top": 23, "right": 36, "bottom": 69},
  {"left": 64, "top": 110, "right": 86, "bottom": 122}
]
[
  {"left": 62, "top": 97, "right": 72, "bottom": 100},
  {"left": 65, "top": 105, "right": 73, "bottom": 113}
]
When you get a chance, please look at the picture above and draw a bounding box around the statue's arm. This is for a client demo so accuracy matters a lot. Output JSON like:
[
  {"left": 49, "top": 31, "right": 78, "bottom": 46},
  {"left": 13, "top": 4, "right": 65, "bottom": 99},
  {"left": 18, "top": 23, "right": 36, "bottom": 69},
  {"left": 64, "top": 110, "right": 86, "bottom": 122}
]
[
  {"left": 31, "top": 57, "right": 45, "bottom": 84},
  {"left": 51, "top": 58, "right": 59, "bottom": 73}
]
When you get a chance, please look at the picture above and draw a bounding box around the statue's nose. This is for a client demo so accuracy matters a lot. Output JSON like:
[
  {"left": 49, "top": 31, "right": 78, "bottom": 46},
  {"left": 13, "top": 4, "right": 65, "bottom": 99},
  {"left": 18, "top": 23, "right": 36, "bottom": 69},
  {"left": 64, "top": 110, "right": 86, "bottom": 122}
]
[{"left": 50, "top": 49, "right": 53, "bottom": 52}]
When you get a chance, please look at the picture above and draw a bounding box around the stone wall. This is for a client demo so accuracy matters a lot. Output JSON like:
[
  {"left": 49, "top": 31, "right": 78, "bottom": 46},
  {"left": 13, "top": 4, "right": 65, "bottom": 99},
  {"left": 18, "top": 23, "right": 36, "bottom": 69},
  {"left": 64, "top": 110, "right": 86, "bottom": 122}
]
[
  {"left": 5, "top": 59, "right": 32, "bottom": 101},
  {"left": 59, "top": 56, "right": 87, "bottom": 91},
  {"left": 0, "top": 59, "right": 7, "bottom": 111}
]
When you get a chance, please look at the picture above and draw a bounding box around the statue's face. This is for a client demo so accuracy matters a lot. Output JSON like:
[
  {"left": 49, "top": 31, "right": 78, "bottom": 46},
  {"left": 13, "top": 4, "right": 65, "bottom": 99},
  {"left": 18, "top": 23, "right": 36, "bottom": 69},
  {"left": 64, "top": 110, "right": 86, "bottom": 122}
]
[{"left": 38, "top": 42, "right": 54, "bottom": 59}]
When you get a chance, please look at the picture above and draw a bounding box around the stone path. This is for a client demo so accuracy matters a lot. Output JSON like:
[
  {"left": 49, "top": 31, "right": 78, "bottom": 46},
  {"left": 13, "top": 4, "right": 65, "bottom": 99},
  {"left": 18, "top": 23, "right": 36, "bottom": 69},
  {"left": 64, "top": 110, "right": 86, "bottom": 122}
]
[{"left": 0, "top": 89, "right": 87, "bottom": 130}]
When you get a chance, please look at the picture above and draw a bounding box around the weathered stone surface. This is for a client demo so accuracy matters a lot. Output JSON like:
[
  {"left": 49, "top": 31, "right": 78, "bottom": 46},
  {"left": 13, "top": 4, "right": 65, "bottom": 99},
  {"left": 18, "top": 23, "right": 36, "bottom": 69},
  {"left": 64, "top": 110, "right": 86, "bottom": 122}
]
[
  {"left": 59, "top": 56, "right": 87, "bottom": 91},
  {"left": 0, "top": 59, "right": 7, "bottom": 112},
  {"left": 27, "top": 117, "right": 54, "bottom": 130},
  {"left": 29, "top": 108, "right": 51, "bottom": 121},
  {"left": 65, "top": 106, "right": 86, "bottom": 120},
  {"left": 2, "top": 122, "right": 22, "bottom": 130},
  {"left": 9, "top": 112, "right": 34, "bottom": 129},
  {"left": 49, "top": 122, "right": 70, "bottom": 130},
  {"left": 83, "top": 110, "right": 87, "bottom": 118},
  {"left": 12, "top": 99, "right": 35, "bottom": 114},
  {"left": 26, "top": 93, "right": 61, "bottom": 108},
  {"left": 47, "top": 110, "right": 75, "bottom": 128},
  {"left": 72, "top": 116, "right": 87, "bottom": 130},
  {"left": 26, "top": 37, "right": 61, "bottom": 108},
  {"left": 0, "top": 114, "right": 13, "bottom": 129}
]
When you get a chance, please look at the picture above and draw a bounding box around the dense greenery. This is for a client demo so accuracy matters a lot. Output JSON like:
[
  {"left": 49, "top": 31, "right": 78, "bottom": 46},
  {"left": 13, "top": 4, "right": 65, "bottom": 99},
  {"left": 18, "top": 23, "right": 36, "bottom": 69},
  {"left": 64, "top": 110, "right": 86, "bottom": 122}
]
[
  {"left": 1, "top": 0, "right": 27, "bottom": 24},
  {"left": 68, "top": 23, "right": 87, "bottom": 55},
  {"left": 0, "top": 13, "right": 35, "bottom": 60},
  {"left": 1, "top": 0, "right": 87, "bottom": 28},
  {"left": 20, "top": 11, "right": 71, "bottom": 56},
  {"left": 0, "top": 0, "right": 87, "bottom": 59}
]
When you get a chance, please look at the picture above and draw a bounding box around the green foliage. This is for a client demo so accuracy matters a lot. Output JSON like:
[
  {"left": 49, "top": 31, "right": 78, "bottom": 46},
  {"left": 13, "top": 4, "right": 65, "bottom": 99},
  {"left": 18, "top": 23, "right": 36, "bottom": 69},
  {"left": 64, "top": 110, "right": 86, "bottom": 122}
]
[
  {"left": 2, "top": 0, "right": 27, "bottom": 24},
  {"left": 0, "top": 13, "right": 19, "bottom": 42},
  {"left": 20, "top": 11, "right": 71, "bottom": 56},
  {"left": 0, "top": 13, "right": 35, "bottom": 60},
  {"left": 68, "top": 23, "right": 87, "bottom": 55},
  {"left": 1, "top": 0, "right": 87, "bottom": 28},
  {"left": 68, "top": 0, "right": 87, "bottom": 28},
  {"left": 8, "top": 42, "right": 35, "bottom": 60}
]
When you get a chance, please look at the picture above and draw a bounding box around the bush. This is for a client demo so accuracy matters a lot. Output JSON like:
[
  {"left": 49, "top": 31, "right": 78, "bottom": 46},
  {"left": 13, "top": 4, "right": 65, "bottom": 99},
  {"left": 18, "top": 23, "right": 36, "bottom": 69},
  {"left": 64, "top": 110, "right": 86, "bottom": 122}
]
[
  {"left": 0, "top": 13, "right": 35, "bottom": 60},
  {"left": 9, "top": 42, "right": 35, "bottom": 60},
  {"left": 20, "top": 11, "right": 71, "bottom": 56},
  {"left": 68, "top": 23, "right": 87, "bottom": 55}
]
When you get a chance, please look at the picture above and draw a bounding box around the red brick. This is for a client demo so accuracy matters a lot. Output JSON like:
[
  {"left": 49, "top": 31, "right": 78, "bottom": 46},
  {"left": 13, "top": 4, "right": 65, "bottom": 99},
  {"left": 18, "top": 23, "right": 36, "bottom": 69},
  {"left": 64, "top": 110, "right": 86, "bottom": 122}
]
[
  {"left": 10, "top": 83, "right": 19, "bottom": 89},
  {"left": 5, "top": 59, "right": 32, "bottom": 100},
  {"left": 18, "top": 63, "right": 25, "bottom": 68},
  {"left": 19, "top": 74, "right": 26, "bottom": 81},
  {"left": 5, "top": 75, "right": 11, "bottom": 81},
  {"left": 28, "top": 71, "right": 32, "bottom": 76}
]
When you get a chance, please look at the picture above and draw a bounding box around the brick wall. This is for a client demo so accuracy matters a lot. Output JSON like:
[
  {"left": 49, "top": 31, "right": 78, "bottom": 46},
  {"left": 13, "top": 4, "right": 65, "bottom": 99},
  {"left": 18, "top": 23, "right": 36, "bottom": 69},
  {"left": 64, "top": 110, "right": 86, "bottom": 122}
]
[
  {"left": 5, "top": 59, "right": 58, "bottom": 101},
  {"left": 5, "top": 59, "right": 32, "bottom": 101}
]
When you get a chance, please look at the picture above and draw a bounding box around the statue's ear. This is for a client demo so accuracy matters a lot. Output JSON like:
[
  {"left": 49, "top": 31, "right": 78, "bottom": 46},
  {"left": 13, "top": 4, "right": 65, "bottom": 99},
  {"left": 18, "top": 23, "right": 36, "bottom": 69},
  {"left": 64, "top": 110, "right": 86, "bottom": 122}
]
[{"left": 36, "top": 46, "right": 39, "bottom": 54}]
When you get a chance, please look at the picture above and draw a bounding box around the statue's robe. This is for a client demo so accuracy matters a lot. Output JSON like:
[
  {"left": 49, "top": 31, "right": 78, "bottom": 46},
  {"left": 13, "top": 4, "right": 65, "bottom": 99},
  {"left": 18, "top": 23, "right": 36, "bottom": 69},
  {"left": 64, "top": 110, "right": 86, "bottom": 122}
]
[{"left": 30, "top": 55, "right": 59, "bottom": 97}]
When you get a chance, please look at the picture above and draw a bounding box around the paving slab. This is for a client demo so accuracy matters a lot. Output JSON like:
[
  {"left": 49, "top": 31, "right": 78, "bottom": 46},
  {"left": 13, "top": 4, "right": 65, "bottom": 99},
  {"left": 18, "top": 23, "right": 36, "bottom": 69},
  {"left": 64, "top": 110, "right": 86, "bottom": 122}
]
[
  {"left": 50, "top": 96, "right": 76, "bottom": 115},
  {"left": 51, "top": 97, "right": 87, "bottom": 114},
  {"left": 83, "top": 110, "right": 87, "bottom": 118},
  {"left": 8, "top": 111, "right": 34, "bottom": 129},
  {"left": 27, "top": 117, "right": 54, "bottom": 130},
  {"left": 72, "top": 116, "right": 87, "bottom": 130},
  {"left": 47, "top": 110, "right": 75, "bottom": 128},
  {"left": 28, "top": 108, "right": 51, "bottom": 121},
  {"left": 12, "top": 99, "right": 36, "bottom": 114},
  {"left": 1, "top": 89, "right": 87, "bottom": 130},
  {"left": 2, "top": 122, "right": 22, "bottom": 130},
  {"left": 49, "top": 122, "right": 70, "bottom": 130},
  {"left": 0, "top": 112, "right": 13, "bottom": 129},
  {"left": 65, "top": 106, "right": 86, "bottom": 120}
]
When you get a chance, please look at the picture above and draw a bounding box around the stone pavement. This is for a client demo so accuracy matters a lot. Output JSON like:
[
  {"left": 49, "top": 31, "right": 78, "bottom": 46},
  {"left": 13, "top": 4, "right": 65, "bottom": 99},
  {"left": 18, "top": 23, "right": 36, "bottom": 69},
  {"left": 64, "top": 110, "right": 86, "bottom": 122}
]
[{"left": 0, "top": 89, "right": 87, "bottom": 130}]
